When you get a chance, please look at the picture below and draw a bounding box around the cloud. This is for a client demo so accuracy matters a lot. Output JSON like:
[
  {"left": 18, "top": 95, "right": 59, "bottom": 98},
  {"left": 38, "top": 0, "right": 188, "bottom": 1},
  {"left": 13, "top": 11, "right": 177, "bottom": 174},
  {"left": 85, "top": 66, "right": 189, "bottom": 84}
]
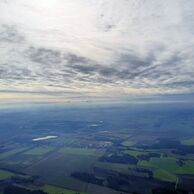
[
  {"left": 0, "top": 0, "right": 194, "bottom": 102},
  {"left": 0, "top": 24, "right": 24, "bottom": 43}
]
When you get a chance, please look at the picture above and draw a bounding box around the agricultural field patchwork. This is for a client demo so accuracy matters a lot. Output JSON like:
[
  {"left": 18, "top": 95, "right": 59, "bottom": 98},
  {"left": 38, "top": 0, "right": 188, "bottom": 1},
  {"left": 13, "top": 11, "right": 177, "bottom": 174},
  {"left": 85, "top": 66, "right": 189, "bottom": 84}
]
[
  {"left": 0, "top": 170, "right": 15, "bottom": 180},
  {"left": 1, "top": 104, "right": 194, "bottom": 194},
  {"left": 59, "top": 147, "right": 102, "bottom": 157},
  {"left": 24, "top": 147, "right": 54, "bottom": 155},
  {"left": 0, "top": 148, "right": 27, "bottom": 160}
]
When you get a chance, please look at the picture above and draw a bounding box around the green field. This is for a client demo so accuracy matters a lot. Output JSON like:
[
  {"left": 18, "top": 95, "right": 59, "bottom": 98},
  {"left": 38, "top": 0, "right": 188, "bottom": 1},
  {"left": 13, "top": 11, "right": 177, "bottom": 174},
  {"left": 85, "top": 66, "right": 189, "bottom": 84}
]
[
  {"left": 95, "top": 162, "right": 130, "bottom": 173},
  {"left": 25, "top": 153, "right": 96, "bottom": 190},
  {"left": 0, "top": 148, "right": 27, "bottom": 159},
  {"left": 138, "top": 156, "right": 194, "bottom": 175},
  {"left": 153, "top": 169, "right": 177, "bottom": 182},
  {"left": 123, "top": 148, "right": 160, "bottom": 158},
  {"left": 59, "top": 147, "right": 101, "bottom": 156},
  {"left": 181, "top": 137, "right": 194, "bottom": 146},
  {"left": 43, "top": 185, "right": 86, "bottom": 194},
  {"left": 0, "top": 169, "right": 14, "bottom": 180},
  {"left": 95, "top": 162, "right": 149, "bottom": 178},
  {"left": 24, "top": 147, "right": 54, "bottom": 155},
  {"left": 121, "top": 140, "right": 136, "bottom": 147},
  {"left": 123, "top": 149, "right": 146, "bottom": 157},
  {"left": 14, "top": 184, "right": 87, "bottom": 194}
]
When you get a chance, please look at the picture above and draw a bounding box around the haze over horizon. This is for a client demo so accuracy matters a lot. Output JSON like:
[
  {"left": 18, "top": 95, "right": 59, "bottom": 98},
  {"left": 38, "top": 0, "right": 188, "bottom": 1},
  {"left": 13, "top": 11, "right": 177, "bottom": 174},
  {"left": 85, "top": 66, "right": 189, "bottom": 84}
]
[{"left": 0, "top": 0, "right": 194, "bottom": 103}]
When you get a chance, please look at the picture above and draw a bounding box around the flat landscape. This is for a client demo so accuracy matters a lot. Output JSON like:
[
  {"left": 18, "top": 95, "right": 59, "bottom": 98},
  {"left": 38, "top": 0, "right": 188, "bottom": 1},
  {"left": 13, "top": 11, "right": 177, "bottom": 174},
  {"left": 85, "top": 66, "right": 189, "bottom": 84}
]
[{"left": 0, "top": 103, "right": 194, "bottom": 194}]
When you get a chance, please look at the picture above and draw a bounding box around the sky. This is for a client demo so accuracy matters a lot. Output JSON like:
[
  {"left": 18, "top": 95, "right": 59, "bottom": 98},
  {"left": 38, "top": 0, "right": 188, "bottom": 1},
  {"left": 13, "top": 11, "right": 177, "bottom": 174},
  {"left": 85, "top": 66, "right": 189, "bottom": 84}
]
[{"left": 0, "top": 0, "right": 194, "bottom": 103}]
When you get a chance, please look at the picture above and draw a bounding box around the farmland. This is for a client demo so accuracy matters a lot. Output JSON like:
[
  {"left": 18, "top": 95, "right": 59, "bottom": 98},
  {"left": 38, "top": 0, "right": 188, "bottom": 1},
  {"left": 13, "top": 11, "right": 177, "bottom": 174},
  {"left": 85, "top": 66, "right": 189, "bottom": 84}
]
[
  {"left": 0, "top": 103, "right": 194, "bottom": 194},
  {"left": 0, "top": 170, "right": 14, "bottom": 180},
  {"left": 24, "top": 147, "right": 54, "bottom": 155},
  {"left": 181, "top": 138, "right": 194, "bottom": 146},
  {"left": 59, "top": 148, "right": 102, "bottom": 156}
]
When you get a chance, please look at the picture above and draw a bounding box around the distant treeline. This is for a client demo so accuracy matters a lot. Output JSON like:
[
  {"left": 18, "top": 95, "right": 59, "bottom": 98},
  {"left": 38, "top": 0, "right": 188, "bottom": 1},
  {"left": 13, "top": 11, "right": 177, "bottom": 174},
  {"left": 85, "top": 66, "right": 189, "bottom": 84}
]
[
  {"left": 4, "top": 185, "right": 47, "bottom": 194},
  {"left": 71, "top": 172, "right": 104, "bottom": 185},
  {"left": 99, "top": 153, "right": 138, "bottom": 164}
]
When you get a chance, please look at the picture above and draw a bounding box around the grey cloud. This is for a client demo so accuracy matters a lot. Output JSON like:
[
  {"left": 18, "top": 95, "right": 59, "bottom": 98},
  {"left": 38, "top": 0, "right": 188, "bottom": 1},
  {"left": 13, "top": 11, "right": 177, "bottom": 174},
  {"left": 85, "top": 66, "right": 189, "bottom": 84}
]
[
  {"left": 64, "top": 54, "right": 88, "bottom": 65},
  {"left": 70, "top": 64, "right": 99, "bottom": 75},
  {"left": 165, "top": 81, "right": 194, "bottom": 88},
  {"left": 0, "top": 64, "right": 31, "bottom": 79},
  {"left": 65, "top": 48, "right": 194, "bottom": 90},
  {"left": 0, "top": 25, "right": 24, "bottom": 43},
  {"left": 27, "top": 47, "right": 62, "bottom": 66},
  {"left": 66, "top": 52, "right": 156, "bottom": 84},
  {"left": 23, "top": 44, "right": 194, "bottom": 90},
  {"left": 119, "top": 52, "right": 156, "bottom": 69},
  {"left": 1, "top": 38, "right": 194, "bottom": 95}
]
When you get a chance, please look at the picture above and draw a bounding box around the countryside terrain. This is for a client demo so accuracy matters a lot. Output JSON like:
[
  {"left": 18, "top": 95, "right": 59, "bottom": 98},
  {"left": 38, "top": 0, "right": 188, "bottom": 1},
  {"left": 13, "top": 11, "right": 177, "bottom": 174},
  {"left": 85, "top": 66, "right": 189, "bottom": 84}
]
[{"left": 0, "top": 103, "right": 194, "bottom": 194}]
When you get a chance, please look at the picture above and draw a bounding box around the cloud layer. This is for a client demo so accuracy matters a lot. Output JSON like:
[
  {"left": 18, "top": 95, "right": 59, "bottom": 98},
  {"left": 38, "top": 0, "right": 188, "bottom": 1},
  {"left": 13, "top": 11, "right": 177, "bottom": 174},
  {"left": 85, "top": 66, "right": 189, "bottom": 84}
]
[{"left": 0, "top": 0, "right": 194, "bottom": 102}]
